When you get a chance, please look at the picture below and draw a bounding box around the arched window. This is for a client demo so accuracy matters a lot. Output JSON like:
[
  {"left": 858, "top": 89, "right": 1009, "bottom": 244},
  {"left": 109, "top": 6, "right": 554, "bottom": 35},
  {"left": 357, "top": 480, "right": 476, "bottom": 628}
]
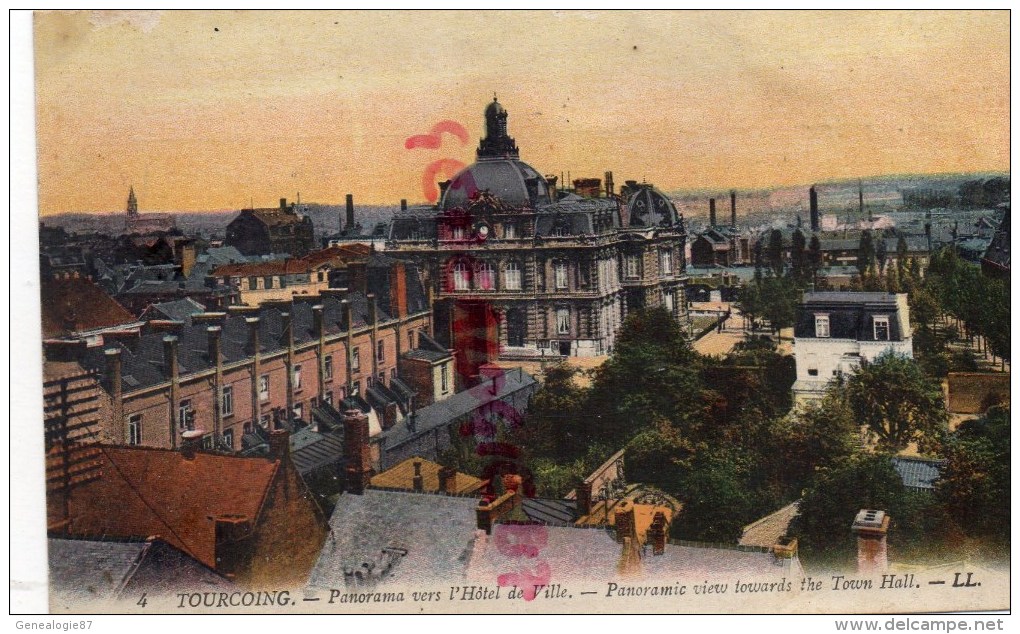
[
  {"left": 504, "top": 261, "right": 522, "bottom": 291},
  {"left": 452, "top": 260, "right": 470, "bottom": 291},
  {"left": 475, "top": 261, "right": 495, "bottom": 291}
]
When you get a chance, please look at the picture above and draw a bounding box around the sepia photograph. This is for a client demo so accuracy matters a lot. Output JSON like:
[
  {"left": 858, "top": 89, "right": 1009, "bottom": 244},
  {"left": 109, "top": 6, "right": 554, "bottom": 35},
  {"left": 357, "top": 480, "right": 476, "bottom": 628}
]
[{"left": 13, "top": 9, "right": 1011, "bottom": 623}]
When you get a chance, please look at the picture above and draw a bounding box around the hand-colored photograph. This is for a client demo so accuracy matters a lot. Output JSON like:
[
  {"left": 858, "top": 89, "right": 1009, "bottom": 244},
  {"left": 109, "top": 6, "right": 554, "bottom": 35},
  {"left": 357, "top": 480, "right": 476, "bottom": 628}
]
[{"left": 27, "top": 9, "right": 1009, "bottom": 616}]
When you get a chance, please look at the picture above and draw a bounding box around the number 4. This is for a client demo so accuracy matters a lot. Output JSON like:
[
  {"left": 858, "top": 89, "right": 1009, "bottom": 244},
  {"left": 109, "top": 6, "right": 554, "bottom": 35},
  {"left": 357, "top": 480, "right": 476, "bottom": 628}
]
[{"left": 137, "top": 593, "right": 148, "bottom": 607}]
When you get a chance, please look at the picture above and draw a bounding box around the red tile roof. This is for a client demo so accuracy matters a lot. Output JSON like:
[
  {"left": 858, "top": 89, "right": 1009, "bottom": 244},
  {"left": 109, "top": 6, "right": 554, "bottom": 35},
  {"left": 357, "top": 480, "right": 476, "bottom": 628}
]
[
  {"left": 52, "top": 446, "right": 280, "bottom": 570},
  {"left": 41, "top": 276, "right": 136, "bottom": 337}
]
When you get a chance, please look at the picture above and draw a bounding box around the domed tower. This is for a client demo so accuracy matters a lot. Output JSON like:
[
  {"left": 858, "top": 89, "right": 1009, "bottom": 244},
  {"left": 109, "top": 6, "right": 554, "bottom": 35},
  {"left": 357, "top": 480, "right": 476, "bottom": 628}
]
[
  {"left": 477, "top": 96, "right": 519, "bottom": 159},
  {"left": 440, "top": 97, "right": 550, "bottom": 210}
]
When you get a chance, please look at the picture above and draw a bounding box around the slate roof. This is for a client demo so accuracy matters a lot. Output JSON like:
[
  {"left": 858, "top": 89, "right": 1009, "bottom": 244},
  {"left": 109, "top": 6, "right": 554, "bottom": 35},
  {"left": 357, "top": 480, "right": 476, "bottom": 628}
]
[
  {"left": 521, "top": 498, "right": 578, "bottom": 526},
  {"left": 41, "top": 276, "right": 136, "bottom": 337},
  {"left": 139, "top": 298, "right": 206, "bottom": 323},
  {"left": 403, "top": 331, "right": 453, "bottom": 362},
  {"left": 794, "top": 292, "right": 907, "bottom": 340},
  {"left": 48, "top": 537, "right": 231, "bottom": 605},
  {"left": 378, "top": 368, "right": 537, "bottom": 450},
  {"left": 467, "top": 524, "right": 799, "bottom": 583},
  {"left": 50, "top": 445, "right": 281, "bottom": 570},
  {"left": 891, "top": 457, "right": 944, "bottom": 491},
  {"left": 288, "top": 428, "right": 347, "bottom": 476},
  {"left": 79, "top": 288, "right": 426, "bottom": 393},
  {"left": 307, "top": 489, "right": 480, "bottom": 590}
]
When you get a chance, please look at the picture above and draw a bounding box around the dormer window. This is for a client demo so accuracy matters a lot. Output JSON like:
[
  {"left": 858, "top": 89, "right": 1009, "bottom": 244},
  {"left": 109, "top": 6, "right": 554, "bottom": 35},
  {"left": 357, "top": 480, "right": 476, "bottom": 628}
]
[
  {"left": 815, "top": 314, "right": 830, "bottom": 338},
  {"left": 873, "top": 316, "right": 890, "bottom": 341},
  {"left": 504, "top": 223, "right": 517, "bottom": 239},
  {"left": 451, "top": 226, "right": 465, "bottom": 241}
]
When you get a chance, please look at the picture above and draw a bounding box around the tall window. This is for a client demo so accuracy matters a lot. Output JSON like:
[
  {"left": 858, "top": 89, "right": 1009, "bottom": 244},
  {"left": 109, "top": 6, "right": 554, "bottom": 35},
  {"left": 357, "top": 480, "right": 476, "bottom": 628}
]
[
  {"left": 128, "top": 414, "right": 141, "bottom": 446},
  {"left": 293, "top": 403, "right": 303, "bottom": 421},
  {"left": 664, "top": 290, "right": 675, "bottom": 313},
  {"left": 222, "top": 429, "right": 234, "bottom": 450},
  {"left": 451, "top": 226, "right": 465, "bottom": 240},
  {"left": 554, "top": 262, "right": 568, "bottom": 290},
  {"left": 874, "top": 316, "right": 890, "bottom": 341},
  {"left": 408, "top": 330, "right": 415, "bottom": 349},
  {"left": 293, "top": 365, "right": 303, "bottom": 389},
  {"left": 556, "top": 308, "right": 570, "bottom": 335},
  {"left": 625, "top": 254, "right": 640, "bottom": 279},
  {"left": 476, "top": 261, "right": 496, "bottom": 290},
  {"left": 248, "top": 276, "right": 258, "bottom": 290},
  {"left": 441, "top": 363, "right": 450, "bottom": 393},
  {"left": 504, "top": 223, "right": 517, "bottom": 239},
  {"left": 221, "top": 385, "right": 234, "bottom": 417},
  {"left": 453, "top": 261, "right": 470, "bottom": 291},
  {"left": 352, "top": 348, "right": 361, "bottom": 372},
  {"left": 323, "top": 391, "right": 333, "bottom": 406},
  {"left": 264, "top": 276, "right": 274, "bottom": 289},
  {"left": 504, "top": 261, "right": 522, "bottom": 291},
  {"left": 660, "top": 249, "right": 673, "bottom": 275},
  {"left": 377, "top": 340, "right": 385, "bottom": 362},
  {"left": 324, "top": 355, "right": 333, "bottom": 380},
  {"left": 259, "top": 375, "right": 270, "bottom": 402},
  {"left": 178, "top": 399, "right": 192, "bottom": 430},
  {"left": 815, "top": 315, "right": 831, "bottom": 338}
]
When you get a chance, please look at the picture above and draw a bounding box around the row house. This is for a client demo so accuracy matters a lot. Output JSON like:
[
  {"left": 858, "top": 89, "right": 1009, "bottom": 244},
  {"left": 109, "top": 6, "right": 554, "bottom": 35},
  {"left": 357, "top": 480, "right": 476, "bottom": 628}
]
[
  {"left": 211, "top": 244, "right": 371, "bottom": 307},
  {"left": 48, "top": 260, "right": 432, "bottom": 453}
]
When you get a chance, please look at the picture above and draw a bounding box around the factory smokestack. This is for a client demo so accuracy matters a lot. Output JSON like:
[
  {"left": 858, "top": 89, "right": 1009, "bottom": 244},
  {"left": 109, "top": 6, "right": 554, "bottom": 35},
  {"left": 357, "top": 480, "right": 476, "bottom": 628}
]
[
  {"left": 810, "top": 185, "right": 819, "bottom": 232},
  {"left": 709, "top": 198, "right": 716, "bottom": 227},
  {"left": 730, "top": 190, "right": 737, "bottom": 228},
  {"left": 345, "top": 194, "right": 355, "bottom": 232}
]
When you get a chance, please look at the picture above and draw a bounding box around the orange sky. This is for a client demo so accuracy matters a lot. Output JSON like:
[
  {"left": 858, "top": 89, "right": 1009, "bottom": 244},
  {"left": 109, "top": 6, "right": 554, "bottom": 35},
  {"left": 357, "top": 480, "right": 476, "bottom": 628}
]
[{"left": 34, "top": 10, "right": 1009, "bottom": 216}]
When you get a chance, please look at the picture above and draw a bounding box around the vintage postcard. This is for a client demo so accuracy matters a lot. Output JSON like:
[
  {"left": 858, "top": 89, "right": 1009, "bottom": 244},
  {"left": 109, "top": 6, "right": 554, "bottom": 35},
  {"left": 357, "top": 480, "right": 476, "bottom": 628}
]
[{"left": 16, "top": 9, "right": 1010, "bottom": 620}]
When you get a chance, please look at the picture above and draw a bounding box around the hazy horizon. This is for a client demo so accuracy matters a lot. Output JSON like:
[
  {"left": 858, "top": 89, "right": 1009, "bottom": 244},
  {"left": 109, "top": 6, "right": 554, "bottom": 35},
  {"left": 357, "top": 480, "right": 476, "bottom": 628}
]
[{"left": 35, "top": 10, "right": 1009, "bottom": 217}]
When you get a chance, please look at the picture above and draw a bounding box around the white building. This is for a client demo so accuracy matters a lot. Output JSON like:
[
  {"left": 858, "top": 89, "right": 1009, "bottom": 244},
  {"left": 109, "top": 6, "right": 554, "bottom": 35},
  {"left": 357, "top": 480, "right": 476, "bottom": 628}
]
[{"left": 792, "top": 292, "right": 913, "bottom": 405}]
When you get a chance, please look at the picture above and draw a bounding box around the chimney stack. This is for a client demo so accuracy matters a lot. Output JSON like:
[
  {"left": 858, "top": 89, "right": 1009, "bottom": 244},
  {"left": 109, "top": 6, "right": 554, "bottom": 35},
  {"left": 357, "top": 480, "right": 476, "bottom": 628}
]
[
  {"left": 709, "top": 198, "right": 717, "bottom": 227},
  {"left": 614, "top": 502, "right": 637, "bottom": 544},
  {"left": 280, "top": 197, "right": 288, "bottom": 212},
  {"left": 412, "top": 460, "right": 424, "bottom": 492},
  {"left": 389, "top": 261, "right": 408, "bottom": 319},
  {"left": 576, "top": 480, "right": 593, "bottom": 516},
  {"left": 245, "top": 317, "right": 260, "bottom": 355},
  {"left": 340, "top": 300, "right": 352, "bottom": 332},
  {"left": 343, "top": 409, "right": 373, "bottom": 494},
  {"left": 313, "top": 305, "right": 324, "bottom": 339},
  {"left": 438, "top": 180, "right": 451, "bottom": 201},
  {"left": 280, "top": 312, "right": 293, "bottom": 348},
  {"left": 207, "top": 326, "right": 222, "bottom": 364},
  {"left": 438, "top": 465, "right": 456, "bottom": 494},
  {"left": 345, "top": 194, "right": 355, "bottom": 231},
  {"left": 648, "top": 511, "right": 667, "bottom": 556},
  {"left": 162, "top": 335, "right": 179, "bottom": 379},
  {"left": 730, "top": 190, "right": 737, "bottom": 228},
  {"left": 852, "top": 509, "right": 890, "bottom": 573},
  {"left": 400, "top": 199, "right": 407, "bottom": 212},
  {"left": 604, "top": 171, "right": 614, "bottom": 197},
  {"left": 368, "top": 293, "right": 378, "bottom": 325},
  {"left": 180, "top": 430, "right": 204, "bottom": 460},
  {"left": 268, "top": 428, "right": 290, "bottom": 464},
  {"left": 809, "top": 185, "right": 820, "bottom": 233}
]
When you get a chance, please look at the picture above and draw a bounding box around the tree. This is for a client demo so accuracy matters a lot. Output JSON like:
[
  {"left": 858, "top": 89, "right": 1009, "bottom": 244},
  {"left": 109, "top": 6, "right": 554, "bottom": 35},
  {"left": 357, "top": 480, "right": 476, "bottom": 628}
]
[
  {"left": 793, "top": 453, "right": 912, "bottom": 562},
  {"left": 757, "top": 275, "right": 799, "bottom": 333},
  {"left": 790, "top": 229, "right": 807, "bottom": 282},
  {"left": 671, "top": 449, "right": 757, "bottom": 543},
  {"left": 515, "top": 363, "right": 588, "bottom": 459},
  {"left": 846, "top": 352, "right": 948, "bottom": 453},
  {"left": 896, "top": 235, "right": 909, "bottom": 278},
  {"left": 807, "top": 235, "right": 823, "bottom": 285},
  {"left": 857, "top": 229, "right": 876, "bottom": 276},
  {"left": 936, "top": 407, "right": 1010, "bottom": 542},
  {"left": 767, "top": 229, "right": 785, "bottom": 276},
  {"left": 884, "top": 264, "right": 900, "bottom": 293},
  {"left": 875, "top": 237, "right": 888, "bottom": 273}
]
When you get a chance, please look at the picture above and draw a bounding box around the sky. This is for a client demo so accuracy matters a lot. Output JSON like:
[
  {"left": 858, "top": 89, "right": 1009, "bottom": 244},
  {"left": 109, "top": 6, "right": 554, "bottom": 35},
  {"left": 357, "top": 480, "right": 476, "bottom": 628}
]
[{"left": 33, "top": 10, "right": 1009, "bottom": 216}]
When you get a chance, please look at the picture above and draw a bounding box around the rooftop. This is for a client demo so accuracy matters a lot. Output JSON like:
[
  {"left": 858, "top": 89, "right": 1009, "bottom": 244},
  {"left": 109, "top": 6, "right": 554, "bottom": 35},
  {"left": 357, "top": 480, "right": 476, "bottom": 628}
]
[{"left": 370, "top": 457, "right": 486, "bottom": 495}]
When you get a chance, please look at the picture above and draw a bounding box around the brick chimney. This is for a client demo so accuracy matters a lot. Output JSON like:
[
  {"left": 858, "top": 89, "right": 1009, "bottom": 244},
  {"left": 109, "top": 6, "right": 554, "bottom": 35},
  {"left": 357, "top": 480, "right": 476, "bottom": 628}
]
[
  {"left": 412, "top": 460, "right": 424, "bottom": 492},
  {"left": 648, "top": 511, "right": 667, "bottom": 556},
  {"left": 389, "top": 261, "right": 408, "bottom": 319},
  {"left": 809, "top": 185, "right": 819, "bottom": 233},
  {"left": 280, "top": 312, "right": 293, "bottom": 348},
  {"left": 345, "top": 194, "right": 355, "bottom": 231},
  {"left": 313, "top": 304, "right": 325, "bottom": 339},
  {"left": 730, "top": 190, "right": 737, "bottom": 228},
  {"left": 207, "top": 326, "right": 222, "bottom": 364},
  {"left": 347, "top": 262, "right": 368, "bottom": 295},
  {"left": 245, "top": 317, "right": 260, "bottom": 356},
  {"left": 614, "top": 502, "right": 637, "bottom": 544},
  {"left": 438, "top": 465, "right": 456, "bottom": 494},
  {"left": 852, "top": 509, "right": 890, "bottom": 573},
  {"left": 367, "top": 293, "right": 378, "bottom": 325},
  {"left": 576, "top": 480, "right": 593, "bottom": 517},
  {"left": 103, "top": 348, "right": 122, "bottom": 397},
  {"left": 709, "top": 198, "right": 717, "bottom": 227},
  {"left": 268, "top": 428, "right": 290, "bottom": 464},
  {"left": 343, "top": 409, "right": 373, "bottom": 494},
  {"left": 162, "top": 335, "right": 179, "bottom": 379}
]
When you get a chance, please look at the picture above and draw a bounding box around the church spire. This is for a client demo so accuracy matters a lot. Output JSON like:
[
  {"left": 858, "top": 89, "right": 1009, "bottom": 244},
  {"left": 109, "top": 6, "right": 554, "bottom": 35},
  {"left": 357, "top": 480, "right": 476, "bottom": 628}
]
[{"left": 126, "top": 186, "right": 138, "bottom": 218}]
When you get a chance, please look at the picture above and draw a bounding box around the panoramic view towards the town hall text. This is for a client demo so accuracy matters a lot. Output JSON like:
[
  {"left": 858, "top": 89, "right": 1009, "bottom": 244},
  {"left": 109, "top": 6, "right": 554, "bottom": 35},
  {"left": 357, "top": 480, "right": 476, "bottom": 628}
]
[{"left": 22, "top": 10, "right": 1010, "bottom": 617}]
